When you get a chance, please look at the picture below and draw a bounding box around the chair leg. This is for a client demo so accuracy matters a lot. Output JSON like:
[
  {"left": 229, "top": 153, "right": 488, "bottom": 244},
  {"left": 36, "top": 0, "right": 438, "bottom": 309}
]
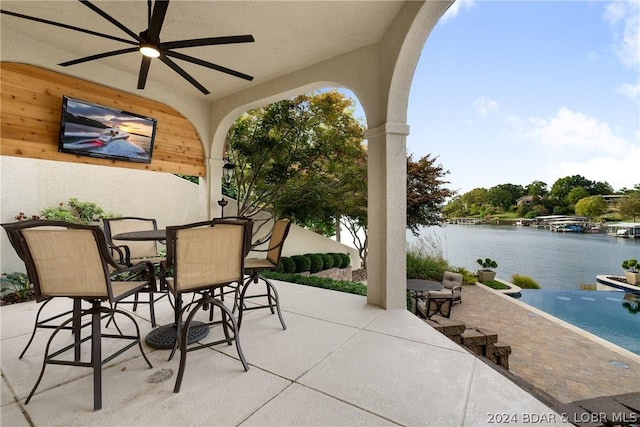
[
  {"left": 263, "top": 277, "right": 286, "bottom": 330},
  {"left": 173, "top": 296, "right": 248, "bottom": 394},
  {"left": 25, "top": 313, "right": 78, "bottom": 406},
  {"left": 148, "top": 288, "right": 157, "bottom": 328},
  {"left": 91, "top": 304, "right": 102, "bottom": 411},
  {"left": 237, "top": 274, "right": 286, "bottom": 330},
  {"left": 173, "top": 299, "right": 205, "bottom": 393},
  {"left": 19, "top": 298, "right": 53, "bottom": 359},
  {"left": 25, "top": 301, "right": 151, "bottom": 411}
]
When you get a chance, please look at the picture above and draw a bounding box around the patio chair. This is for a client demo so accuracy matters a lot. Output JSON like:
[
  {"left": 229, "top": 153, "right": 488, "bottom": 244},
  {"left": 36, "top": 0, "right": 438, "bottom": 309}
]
[
  {"left": 239, "top": 218, "right": 292, "bottom": 330},
  {"left": 416, "top": 290, "right": 453, "bottom": 319},
  {"left": 160, "top": 219, "right": 251, "bottom": 393},
  {"left": 442, "top": 271, "right": 463, "bottom": 304},
  {"left": 2, "top": 222, "right": 78, "bottom": 359},
  {"left": 1, "top": 220, "right": 153, "bottom": 411},
  {"left": 102, "top": 217, "right": 167, "bottom": 326}
]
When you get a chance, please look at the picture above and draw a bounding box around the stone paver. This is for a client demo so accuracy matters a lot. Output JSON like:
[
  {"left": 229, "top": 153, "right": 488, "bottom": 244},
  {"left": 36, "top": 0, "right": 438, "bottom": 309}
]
[{"left": 450, "top": 285, "right": 640, "bottom": 404}]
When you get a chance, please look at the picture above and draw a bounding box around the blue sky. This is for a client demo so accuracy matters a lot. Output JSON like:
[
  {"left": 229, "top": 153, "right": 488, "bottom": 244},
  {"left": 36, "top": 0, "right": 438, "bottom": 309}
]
[{"left": 369, "top": 0, "right": 640, "bottom": 195}]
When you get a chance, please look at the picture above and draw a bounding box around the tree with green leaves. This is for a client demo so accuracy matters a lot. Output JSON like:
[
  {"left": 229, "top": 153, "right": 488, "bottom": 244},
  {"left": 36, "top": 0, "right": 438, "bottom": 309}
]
[
  {"left": 618, "top": 193, "right": 640, "bottom": 221},
  {"left": 566, "top": 186, "right": 590, "bottom": 205},
  {"left": 574, "top": 196, "right": 607, "bottom": 220},
  {"left": 406, "top": 154, "right": 456, "bottom": 235},
  {"left": 526, "top": 180, "right": 548, "bottom": 197},
  {"left": 226, "top": 91, "right": 365, "bottom": 222},
  {"left": 486, "top": 184, "right": 525, "bottom": 211}
]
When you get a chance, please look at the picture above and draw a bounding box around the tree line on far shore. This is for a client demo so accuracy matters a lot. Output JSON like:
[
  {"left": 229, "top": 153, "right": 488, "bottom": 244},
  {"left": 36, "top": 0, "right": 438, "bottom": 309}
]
[{"left": 442, "top": 176, "right": 640, "bottom": 222}]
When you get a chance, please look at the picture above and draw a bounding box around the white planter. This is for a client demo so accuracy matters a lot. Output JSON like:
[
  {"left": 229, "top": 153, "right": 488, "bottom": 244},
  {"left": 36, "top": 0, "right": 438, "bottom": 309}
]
[
  {"left": 477, "top": 270, "right": 496, "bottom": 282},
  {"left": 624, "top": 271, "right": 640, "bottom": 285}
]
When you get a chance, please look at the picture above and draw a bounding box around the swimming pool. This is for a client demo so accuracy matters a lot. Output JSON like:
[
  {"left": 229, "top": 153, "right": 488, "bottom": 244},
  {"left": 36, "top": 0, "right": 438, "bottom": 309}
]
[{"left": 518, "top": 289, "right": 640, "bottom": 356}]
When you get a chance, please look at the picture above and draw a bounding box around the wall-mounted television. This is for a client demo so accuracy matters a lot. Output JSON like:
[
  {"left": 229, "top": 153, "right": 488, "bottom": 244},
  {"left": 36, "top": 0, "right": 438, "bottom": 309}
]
[{"left": 58, "top": 96, "right": 157, "bottom": 164}]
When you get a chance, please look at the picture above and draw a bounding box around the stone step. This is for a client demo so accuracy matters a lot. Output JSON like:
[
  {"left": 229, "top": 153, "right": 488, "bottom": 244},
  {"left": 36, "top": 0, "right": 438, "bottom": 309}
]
[{"left": 424, "top": 318, "right": 511, "bottom": 371}]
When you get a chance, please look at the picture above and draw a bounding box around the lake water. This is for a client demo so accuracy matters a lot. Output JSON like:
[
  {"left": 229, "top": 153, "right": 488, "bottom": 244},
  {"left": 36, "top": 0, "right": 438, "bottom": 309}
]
[
  {"left": 408, "top": 224, "right": 640, "bottom": 290},
  {"left": 407, "top": 224, "right": 640, "bottom": 355}
]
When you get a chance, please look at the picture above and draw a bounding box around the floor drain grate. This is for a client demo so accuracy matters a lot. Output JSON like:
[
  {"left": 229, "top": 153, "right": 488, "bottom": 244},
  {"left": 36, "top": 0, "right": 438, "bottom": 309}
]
[
  {"left": 147, "top": 368, "right": 174, "bottom": 383},
  {"left": 609, "top": 361, "right": 629, "bottom": 369}
]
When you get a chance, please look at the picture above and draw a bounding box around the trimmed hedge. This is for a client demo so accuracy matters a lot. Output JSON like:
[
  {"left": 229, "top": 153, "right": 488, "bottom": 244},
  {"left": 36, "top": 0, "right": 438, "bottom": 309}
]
[
  {"left": 339, "top": 253, "right": 350, "bottom": 268},
  {"left": 291, "top": 255, "right": 311, "bottom": 273},
  {"left": 279, "top": 257, "right": 296, "bottom": 274},
  {"left": 262, "top": 271, "right": 366, "bottom": 296},
  {"left": 305, "top": 253, "right": 323, "bottom": 273},
  {"left": 320, "top": 253, "right": 334, "bottom": 270},
  {"left": 282, "top": 252, "right": 352, "bottom": 274},
  {"left": 329, "top": 253, "right": 343, "bottom": 268}
]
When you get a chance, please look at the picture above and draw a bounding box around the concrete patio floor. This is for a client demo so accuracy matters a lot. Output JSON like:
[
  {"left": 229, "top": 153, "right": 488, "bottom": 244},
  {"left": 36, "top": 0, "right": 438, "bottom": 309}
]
[{"left": 1, "top": 280, "right": 567, "bottom": 426}]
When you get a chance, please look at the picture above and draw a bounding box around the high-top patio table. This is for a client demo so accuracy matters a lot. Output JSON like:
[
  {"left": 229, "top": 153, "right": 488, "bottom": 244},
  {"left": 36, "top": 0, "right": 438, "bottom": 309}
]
[{"left": 112, "top": 229, "right": 210, "bottom": 349}]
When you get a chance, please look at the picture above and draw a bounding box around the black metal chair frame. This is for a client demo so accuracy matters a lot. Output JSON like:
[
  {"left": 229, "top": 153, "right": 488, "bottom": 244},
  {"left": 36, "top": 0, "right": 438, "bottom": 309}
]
[
  {"left": 238, "top": 219, "right": 292, "bottom": 331},
  {"left": 102, "top": 216, "right": 168, "bottom": 327},
  {"left": 419, "top": 292, "right": 454, "bottom": 319},
  {"left": 160, "top": 219, "right": 251, "bottom": 393},
  {"left": 2, "top": 220, "right": 154, "bottom": 411}
]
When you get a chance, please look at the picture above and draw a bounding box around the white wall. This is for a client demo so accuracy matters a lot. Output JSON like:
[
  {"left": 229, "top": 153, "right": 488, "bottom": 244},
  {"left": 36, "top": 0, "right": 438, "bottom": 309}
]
[
  {"left": 1, "top": 156, "right": 361, "bottom": 274},
  {"left": 0, "top": 156, "right": 207, "bottom": 273}
]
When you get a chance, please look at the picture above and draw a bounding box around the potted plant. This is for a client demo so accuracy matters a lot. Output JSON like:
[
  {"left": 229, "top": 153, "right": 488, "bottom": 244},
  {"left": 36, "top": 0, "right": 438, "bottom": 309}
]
[
  {"left": 476, "top": 258, "right": 498, "bottom": 282},
  {"left": 622, "top": 259, "right": 640, "bottom": 285}
]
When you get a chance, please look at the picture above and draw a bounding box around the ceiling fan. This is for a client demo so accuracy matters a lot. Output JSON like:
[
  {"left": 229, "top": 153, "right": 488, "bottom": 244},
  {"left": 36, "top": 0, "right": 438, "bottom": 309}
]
[{"left": 1, "top": 0, "right": 255, "bottom": 94}]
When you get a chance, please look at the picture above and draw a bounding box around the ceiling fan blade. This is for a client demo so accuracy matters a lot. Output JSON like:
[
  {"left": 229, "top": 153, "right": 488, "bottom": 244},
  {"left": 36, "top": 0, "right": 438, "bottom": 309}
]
[
  {"left": 80, "top": 0, "right": 143, "bottom": 43},
  {"left": 0, "top": 10, "right": 137, "bottom": 46},
  {"left": 164, "top": 51, "right": 254, "bottom": 81},
  {"left": 59, "top": 47, "right": 139, "bottom": 67},
  {"left": 147, "top": 0, "right": 152, "bottom": 28},
  {"left": 159, "top": 55, "right": 210, "bottom": 95},
  {"left": 147, "top": 0, "right": 169, "bottom": 40},
  {"left": 137, "top": 57, "right": 152, "bottom": 89},
  {"left": 161, "top": 35, "right": 254, "bottom": 50}
]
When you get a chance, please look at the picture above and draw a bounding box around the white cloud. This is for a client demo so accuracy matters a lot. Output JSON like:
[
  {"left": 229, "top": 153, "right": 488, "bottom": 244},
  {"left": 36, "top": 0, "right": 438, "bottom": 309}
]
[
  {"left": 545, "top": 145, "right": 640, "bottom": 191},
  {"left": 527, "top": 107, "right": 628, "bottom": 155},
  {"left": 604, "top": 1, "right": 640, "bottom": 68},
  {"left": 473, "top": 96, "right": 499, "bottom": 117},
  {"left": 441, "top": 0, "right": 476, "bottom": 23},
  {"left": 617, "top": 79, "right": 640, "bottom": 101}
]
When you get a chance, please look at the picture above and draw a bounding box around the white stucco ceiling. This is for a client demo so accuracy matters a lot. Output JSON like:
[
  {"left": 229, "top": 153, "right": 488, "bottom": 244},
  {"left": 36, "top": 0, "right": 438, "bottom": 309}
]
[{"left": 1, "top": 1, "right": 405, "bottom": 100}]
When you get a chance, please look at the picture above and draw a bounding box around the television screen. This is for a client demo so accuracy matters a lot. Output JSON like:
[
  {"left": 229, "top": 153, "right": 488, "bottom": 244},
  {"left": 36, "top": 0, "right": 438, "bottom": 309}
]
[{"left": 58, "top": 96, "right": 157, "bottom": 164}]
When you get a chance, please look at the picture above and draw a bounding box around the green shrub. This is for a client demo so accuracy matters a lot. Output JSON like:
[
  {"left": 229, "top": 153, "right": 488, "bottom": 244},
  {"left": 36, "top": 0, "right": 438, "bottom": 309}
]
[
  {"left": 280, "top": 257, "right": 297, "bottom": 274},
  {"left": 320, "top": 253, "right": 334, "bottom": 270},
  {"left": 262, "top": 271, "right": 366, "bottom": 296},
  {"left": 339, "top": 253, "right": 350, "bottom": 268},
  {"left": 1, "top": 272, "right": 32, "bottom": 300},
  {"left": 511, "top": 274, "right": 540, "bottom": 289},
  {"left": 305, "top": 253, "right": 323, "bottom": 273},
  {"left": 38, "top": 198, "right": 110, "bottom": 224},
  {"left": 406, "top": 251, "right": 447, "bottom": 280},
  {"left": 291, "top": 255, "right": 311, "bottom": 273},
  {"left": 329, "top": 253, "right": 344, "bottom": 268}
]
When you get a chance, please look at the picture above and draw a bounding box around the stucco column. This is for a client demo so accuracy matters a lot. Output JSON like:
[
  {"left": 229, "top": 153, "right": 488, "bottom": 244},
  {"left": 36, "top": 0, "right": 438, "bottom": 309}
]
[{"left": 365, "top": 122, "right": 409, "bottom": 309}]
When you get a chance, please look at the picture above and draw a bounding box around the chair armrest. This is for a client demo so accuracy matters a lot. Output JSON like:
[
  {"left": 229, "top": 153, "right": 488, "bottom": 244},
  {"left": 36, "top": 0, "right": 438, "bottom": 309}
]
[
  {"left": 109, "top": 244, "right": 131, "bottom": 266},
  {"left": 110, "top": 260, "right": 156, "bottom": 286}
]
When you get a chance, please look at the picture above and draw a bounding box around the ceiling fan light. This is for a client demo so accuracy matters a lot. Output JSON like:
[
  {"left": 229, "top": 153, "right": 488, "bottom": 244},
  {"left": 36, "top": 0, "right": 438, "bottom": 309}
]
[{"left": 140, "top": 44, "right": 160, "bottom": 58}]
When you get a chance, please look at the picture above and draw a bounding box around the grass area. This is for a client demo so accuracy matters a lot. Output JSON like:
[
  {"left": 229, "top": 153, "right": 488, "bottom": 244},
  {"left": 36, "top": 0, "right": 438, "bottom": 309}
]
[
  {"left": 491, "top": 212, "right": 518, "bottom": 220},
  {"left": 482, "top": 280, "right": 510, "bottom": 290}
]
